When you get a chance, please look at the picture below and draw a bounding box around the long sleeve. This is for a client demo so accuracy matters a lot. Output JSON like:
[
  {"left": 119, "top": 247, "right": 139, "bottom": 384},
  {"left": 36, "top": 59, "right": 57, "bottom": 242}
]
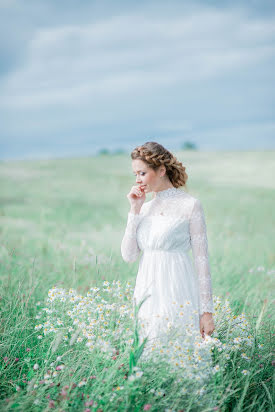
[
  {"left": 189, "top": 199, "right": 214, "bottom": 315},
  {"left": 121, "top": 212, "right": 142, "bottom": 263}
]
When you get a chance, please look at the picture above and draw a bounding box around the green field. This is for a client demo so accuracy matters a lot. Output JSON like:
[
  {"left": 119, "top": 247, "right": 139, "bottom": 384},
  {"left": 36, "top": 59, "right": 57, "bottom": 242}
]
[{"left": 0, "top": 150, "right": 274, "bottom": 411}]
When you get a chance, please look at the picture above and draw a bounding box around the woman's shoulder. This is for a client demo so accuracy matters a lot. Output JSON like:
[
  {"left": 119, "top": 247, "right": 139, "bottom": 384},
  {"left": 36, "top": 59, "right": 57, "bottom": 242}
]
[
  {"left": 177, "top": 191, "right": 205, "bottom": 219},
  {"left": 181, "top": 190, "right": 202, "bottom": 204},
  {"left": 178, "top": 190, "right": 199, "bottom": 205}
]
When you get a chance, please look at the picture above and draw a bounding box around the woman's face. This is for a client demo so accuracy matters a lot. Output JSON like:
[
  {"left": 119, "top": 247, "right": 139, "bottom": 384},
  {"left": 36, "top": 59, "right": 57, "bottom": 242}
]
[{"left": 132, "top": 159, "right": 164, "bottom": 193}]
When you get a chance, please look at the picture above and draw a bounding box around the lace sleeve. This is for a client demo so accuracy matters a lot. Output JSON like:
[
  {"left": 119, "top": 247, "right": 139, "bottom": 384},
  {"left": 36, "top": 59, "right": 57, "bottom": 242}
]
[
  {"left": 121, "top": 212, "right": 142, "bottom": 263},
  {"left": 189, "top": 199, "right": 214, "bottom": 315}
]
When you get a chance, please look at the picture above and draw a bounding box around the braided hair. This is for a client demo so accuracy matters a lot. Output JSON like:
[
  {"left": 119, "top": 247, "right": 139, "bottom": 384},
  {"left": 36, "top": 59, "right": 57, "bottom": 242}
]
[{"left": 131, "top": 142, "right": 188, "bottom": 189}]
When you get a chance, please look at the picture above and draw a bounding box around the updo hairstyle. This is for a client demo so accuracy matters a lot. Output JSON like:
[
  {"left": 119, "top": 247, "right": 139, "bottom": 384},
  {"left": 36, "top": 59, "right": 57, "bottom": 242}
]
[{"left": 131, "top": 141, "right": 188, "bottom": 189}]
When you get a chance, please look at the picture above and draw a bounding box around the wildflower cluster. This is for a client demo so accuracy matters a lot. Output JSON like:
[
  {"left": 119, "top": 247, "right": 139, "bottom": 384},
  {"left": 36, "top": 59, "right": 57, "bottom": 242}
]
[
  {"left": 133, "top": 295, "right": 258, "bottom": 383},
  {"left": 34, "top": 280, "right": 135, "bottom": 358},
  {"left": 34, "top": 280, "right": 258, "bottom": 386},
  {"left": 128, "top": 365, "right": 144, "bottom": 382}
]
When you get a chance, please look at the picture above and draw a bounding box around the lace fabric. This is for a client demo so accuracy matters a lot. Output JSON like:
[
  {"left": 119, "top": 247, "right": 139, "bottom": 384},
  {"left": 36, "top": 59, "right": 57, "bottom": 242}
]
[
  {"left": 120, "top": 212, "right": 143, "bottom": 263},
  {"left": 120, "top": 187, "right": 214, "bottom": 316},
  {"left": 189, "top": 198, "right": 214, "bottom": 314}
]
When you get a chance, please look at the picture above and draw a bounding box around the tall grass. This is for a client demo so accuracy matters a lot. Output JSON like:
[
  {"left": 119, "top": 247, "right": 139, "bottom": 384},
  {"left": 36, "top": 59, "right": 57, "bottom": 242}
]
[{"left": 0, "top": 151, "right": 274, "bottom": 411}]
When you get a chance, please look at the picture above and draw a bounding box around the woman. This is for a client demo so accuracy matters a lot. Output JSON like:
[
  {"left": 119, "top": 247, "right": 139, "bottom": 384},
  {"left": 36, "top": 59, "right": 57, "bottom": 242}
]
[{"left": 121, "top": 142, "right": 215, "bottom": 352}]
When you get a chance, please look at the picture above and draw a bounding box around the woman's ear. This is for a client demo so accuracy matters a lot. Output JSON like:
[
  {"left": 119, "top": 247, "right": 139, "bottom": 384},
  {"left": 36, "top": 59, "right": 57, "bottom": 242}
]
[{"left": 160, "top": 166, "right": 166, "bottom": 177}]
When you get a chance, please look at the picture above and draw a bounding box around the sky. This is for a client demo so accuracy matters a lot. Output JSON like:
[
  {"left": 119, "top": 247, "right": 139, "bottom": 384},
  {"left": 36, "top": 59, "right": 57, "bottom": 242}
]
[{"left": 0, "top": 0, "right": 275, "bottom": 160}]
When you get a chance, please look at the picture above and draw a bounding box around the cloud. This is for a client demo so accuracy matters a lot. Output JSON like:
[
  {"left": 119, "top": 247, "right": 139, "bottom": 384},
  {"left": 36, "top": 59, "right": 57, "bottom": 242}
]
[
  {"left": 2, "top": 9, "right": 275, "bottom": 108},
  {"left": 0, "top": 0, "right": 274, "bottom": 153}
]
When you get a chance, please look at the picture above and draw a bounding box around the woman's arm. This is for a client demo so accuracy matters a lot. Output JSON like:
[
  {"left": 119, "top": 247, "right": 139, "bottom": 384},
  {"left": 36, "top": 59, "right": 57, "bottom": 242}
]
[
  {"left": 120, "top": 211, "right": 142, "bottom": 263},
  {"left": 189, "top": 198, "right": 214, "bottom": 315}
]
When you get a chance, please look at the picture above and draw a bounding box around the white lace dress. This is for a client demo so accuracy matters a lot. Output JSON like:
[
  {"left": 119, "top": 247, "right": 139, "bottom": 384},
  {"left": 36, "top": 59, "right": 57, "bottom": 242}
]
[{"left": 121, "top": 187, "right": 214, "bottom": 351}]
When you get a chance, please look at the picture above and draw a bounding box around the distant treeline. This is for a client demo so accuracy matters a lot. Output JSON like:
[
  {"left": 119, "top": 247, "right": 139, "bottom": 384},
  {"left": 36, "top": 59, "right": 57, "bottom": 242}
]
[{"left": 97, "top": 141, "right": 198, "bottom": 156}]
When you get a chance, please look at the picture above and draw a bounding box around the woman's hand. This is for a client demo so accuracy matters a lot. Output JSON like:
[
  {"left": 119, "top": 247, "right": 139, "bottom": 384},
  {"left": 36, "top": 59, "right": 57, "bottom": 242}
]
[
  {"left": 200, "top": 312, "right": 215, "bottom": 340},
  {"left": 127, "top": 184, "right": 146, "bottom": 211}
]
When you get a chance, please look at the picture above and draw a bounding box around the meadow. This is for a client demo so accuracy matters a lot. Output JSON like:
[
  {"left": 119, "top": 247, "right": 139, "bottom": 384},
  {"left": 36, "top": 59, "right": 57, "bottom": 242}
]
[{"left": 0, "top": 150, "right": 274, "bottom": 411}]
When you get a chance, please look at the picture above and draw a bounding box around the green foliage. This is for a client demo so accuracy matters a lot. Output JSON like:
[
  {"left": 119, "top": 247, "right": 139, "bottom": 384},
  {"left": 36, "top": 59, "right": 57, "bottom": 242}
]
[
  {"left": 181, "top": 141, "right": 198, "bottom": 150},
  {"left": 97, "top": 148, "right": 111, "bottom": 155},
  {"left": 128, "top": 295, "right": 152, "bottom": 374},
  {"left": 0, "top": 151, "right": 274, "bottom": 411}
]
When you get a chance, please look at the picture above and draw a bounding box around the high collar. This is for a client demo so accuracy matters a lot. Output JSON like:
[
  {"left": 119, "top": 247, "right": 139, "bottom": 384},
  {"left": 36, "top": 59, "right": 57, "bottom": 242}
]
[{"left": 154, "top": 187, "right": 182, "bottom": 199}]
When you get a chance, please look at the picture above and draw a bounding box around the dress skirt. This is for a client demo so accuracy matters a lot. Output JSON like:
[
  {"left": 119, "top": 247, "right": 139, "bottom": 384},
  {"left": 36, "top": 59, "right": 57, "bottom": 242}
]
[{"left": 132, "top": 248, "right": 201, "bottom": 350}]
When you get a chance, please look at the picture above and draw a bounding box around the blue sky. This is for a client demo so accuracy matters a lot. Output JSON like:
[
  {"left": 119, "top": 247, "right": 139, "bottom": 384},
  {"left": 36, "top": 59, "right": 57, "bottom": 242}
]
[{"left": 0, "top": 0, "right": 275, "bottom": 159}]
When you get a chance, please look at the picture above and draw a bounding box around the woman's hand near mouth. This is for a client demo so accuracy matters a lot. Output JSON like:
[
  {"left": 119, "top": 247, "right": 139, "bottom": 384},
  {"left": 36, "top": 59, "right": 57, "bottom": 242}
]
[{"left": 127, "top": 184, "right": 146, "bottom": 213}]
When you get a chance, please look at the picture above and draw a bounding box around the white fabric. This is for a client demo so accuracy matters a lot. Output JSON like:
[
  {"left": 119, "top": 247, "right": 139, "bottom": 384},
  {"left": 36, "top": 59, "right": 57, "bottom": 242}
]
[{"left": 121, "top": 187, "right": 214, "bottom": 345}]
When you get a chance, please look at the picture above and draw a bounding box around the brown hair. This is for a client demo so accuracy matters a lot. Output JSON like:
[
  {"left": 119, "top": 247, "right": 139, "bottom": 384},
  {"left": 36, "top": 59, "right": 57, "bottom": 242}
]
[{"left": 131, "top": 141, "right": 188, "bottom": 189}]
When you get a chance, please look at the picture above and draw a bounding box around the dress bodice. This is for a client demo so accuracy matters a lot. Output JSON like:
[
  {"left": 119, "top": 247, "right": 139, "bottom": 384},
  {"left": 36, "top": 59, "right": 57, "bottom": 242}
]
[
  {"left": 136, "top": 187, "right": 196, "bottom": 253},
  {"left": 136, "top": 215, "right": 191, "bottom": 253}
]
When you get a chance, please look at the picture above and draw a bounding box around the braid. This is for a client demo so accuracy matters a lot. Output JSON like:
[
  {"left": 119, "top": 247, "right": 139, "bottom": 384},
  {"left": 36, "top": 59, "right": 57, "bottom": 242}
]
[{"left": 131, "top": 142, "right": 188, "bottom": 188}]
